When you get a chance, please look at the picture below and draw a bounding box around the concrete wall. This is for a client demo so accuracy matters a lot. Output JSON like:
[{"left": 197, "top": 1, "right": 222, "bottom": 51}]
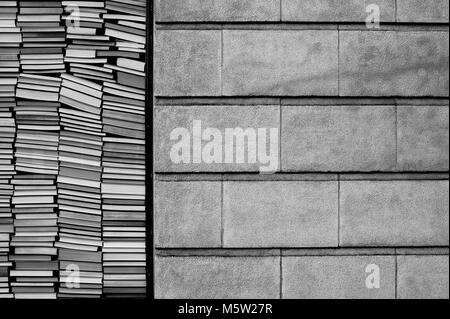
[{"left": 153, "top": 0, "right": 449, "bottom": 299}]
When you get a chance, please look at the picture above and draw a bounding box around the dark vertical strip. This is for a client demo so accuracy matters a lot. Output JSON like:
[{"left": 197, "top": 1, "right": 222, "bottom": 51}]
[
  {"left": 337, "top": 176, "right": 340, "bottom": 247},
  {"left": 394, "top": 251, "right": 398, "bottom": 299},
  {"left": 394, "top": 0, "right": 398, "bottom": 23},
  {"left": 337, "top": 28, "right": 340, "bottom": 97},
  {"left": 146, "top": 0, "right": 154, "bottom": 300},
  {"left": 278, "top": 101, "right": 282, "bottom": 172},
  {"left": 394, "top": 103, "right": 398, "bottom": 169},
  {"left": 279, "top": 254, "right": 283, "bottom": 299},
  {"left": 220, "top": 177, "right": 224, "bottom": 248},
  {"left": 279, "top": 0, "right": 282, "bottom": 22}
]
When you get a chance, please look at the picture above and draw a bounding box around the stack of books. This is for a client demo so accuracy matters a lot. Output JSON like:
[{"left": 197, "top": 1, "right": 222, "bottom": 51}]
[
  {"left": 0, "top": 112, "right": 15, "bottom": 299},
  {"left": 15, "top": 74, "right": 61, "bottom": 175},
  {"left": 1, "top": 1, "right": 17, "bottom": 299},
  {"left": 0, "top": 1, "right": 21, "bottom": 78},
  {"left": 56, "top": 74, "right": 104, "bottom": 298},
  {"left": 62, "top": 1, "right": 114, "bottom": 83},
  {"left": 100, "top": 0, "right": 146, "bottom": 298},
  {"left": 0, "top": 1, "right": 20, "bottom": 299},
  {"left": 101, "top": 137, "right": 146, "bottom": 298},
  {"left": 9, "top": 175, "right": 58, "bottom": 299},
  {"left": 17, "top": 1, "right": 65, "bottom": 74},
  {"left": 2, "top": 0, "right": 149, "bottom": 299},
  {"left": 0, "top": 0, "right": 21, "bottom": 113},
  {"left": 0, "top": 77, "right": 18, "bottom": 109},
  {"left": 10, "top": 74, "right": 61, "bottom": 299},
  {"left": 103, "top": 0, "right": 146, "bottom": 89}
]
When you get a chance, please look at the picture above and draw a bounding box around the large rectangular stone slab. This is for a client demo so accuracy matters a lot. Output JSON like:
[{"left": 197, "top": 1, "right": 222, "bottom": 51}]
[
  {"left": 339, "top": 31, "right": 449, "bottom": 96},
  {"left": 156, "top": 0, "right": 280, "bottom": 22},
  {"left": 223, "top": 30, "right": 338, "bottom": 96},
  {"left": 282, "top": 0, "right": 395, "bottom": 22},
  {"left": 282, "top": 256, "right": 396, "bottom": 298},
  {"left": 155, "top": 181, "right": 222, "bottom": 248},
  {"left": 340, "top": 181, "right": 449, "bottom": 246},
  {"left": 155, "top": 256, "right": 280, "bottom": 298},
  {"left": 397, "top": 0, "right": 449, "bottom": 23},
  {"left": 155, "top": 30, "right": 221, "bottom": 96},
  {"left": 397, "top": 255, "right": 449, "bottom": 299},
  {"left": 281, "top": 105, "right": 396, "bottom": 171},
  {"left": 223, "top": 181, "right": 338, "bottom": 247},
  {"left": 154, "top": 104, "right": 280, "bottom": 172},
  {"left": 397, "top": 105, "right": 449, "bottom": 171}
]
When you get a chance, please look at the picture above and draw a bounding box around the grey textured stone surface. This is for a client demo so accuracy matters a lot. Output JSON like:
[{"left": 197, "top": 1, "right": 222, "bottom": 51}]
[
  {"left": 282, "top": 256, "right": 396, "bottom": 299},
  {"left": 155, "top": 181, "right": 221, "bottom": 248},
  {"left": 282, "top": 248, "right": 395, "bottom": 256},
  {"left": 282, "top": 0, "right": 395, "bottom": 22},
  {"left": 223, "top": 181, "right": 338, "bottom": 247},
  {"left": 339, "top": 31, "right": 449, "bottom": 96},
  {"left": 155, "top": 30, "right": 221, "bottom": 96},
  {"left": 222, "top": 30, "right": 338, "bottom": 96},
  {"left": 339, "top": 173, "right": 449, "bottom": 180},
  {"left": 340, "top": 180, "right": 450, "bottom": 246},
  {"left": 397, "top": 0, "right": 449, "bottom": 23},
  {"left": 155, "top": 256, "right": 280, "bottom": 298},
  {"left": 396, "top": 247, "right": 449, "bottom": 255},
  {"left": 222, "top": 173, "right": 338, "bottom": 181},
  {"left": 397, "top": 105, "right": 449, "bottom": 171},
  {"left": 397, "top": 255, "right": 449, "bottom": 299},
  {"left": 156, "top": 0, "right": 280, "bottom": 22},
  {"left": 154, "top": 104, "right": 280, "bottom": 172},
  {"left": 156, "top": 249, "right": 281, "bottom": 257},
  {"left": 152, "top": 0, "right": 450, "bottom": 300},
  {"left": 281, "top": 105, "right": 396, "bottom": 171}
]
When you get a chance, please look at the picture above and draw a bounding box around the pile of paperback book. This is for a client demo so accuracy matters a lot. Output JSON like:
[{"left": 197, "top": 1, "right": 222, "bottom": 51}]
[
  {"left": 1, "top": 0, "right": 148, "bottom": 299},
  {"left": 62, "top": 1, "right": 114, "bottom": 82},
  {"left": 10, "top": 74, "right": 61, "bottom": 299},
  {"left": 0, "top": 114, "right": 15, "bottom": 299},
  {"left": 56, "top": 74, "right": 104, "bottom": 298},
  {"left": 101, "top": 0, "right": 147, "bottom": 297},
  {"left": 18, "top": 1, "right": 65, "bottom": 74},
  {"left": 0, "top": 0, "right": 21, "bottom": 299}
]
